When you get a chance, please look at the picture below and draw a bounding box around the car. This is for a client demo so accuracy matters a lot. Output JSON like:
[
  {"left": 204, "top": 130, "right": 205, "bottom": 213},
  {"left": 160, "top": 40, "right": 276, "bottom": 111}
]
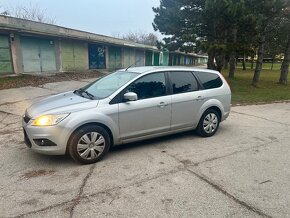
[{"left": 22, "top": 66, "right": 231, "bottom": 164}]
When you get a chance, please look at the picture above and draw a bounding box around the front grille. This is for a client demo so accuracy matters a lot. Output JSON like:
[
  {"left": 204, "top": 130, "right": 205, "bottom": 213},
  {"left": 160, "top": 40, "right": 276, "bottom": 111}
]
[{"left": 23, "top": 129, "right": 32, "bottom": 148}]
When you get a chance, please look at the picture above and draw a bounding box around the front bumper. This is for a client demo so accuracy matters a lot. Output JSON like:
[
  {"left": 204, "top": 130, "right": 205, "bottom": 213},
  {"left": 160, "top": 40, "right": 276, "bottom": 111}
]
[{"left": 22, "top": 118, "right": 70, "bottom": 155}]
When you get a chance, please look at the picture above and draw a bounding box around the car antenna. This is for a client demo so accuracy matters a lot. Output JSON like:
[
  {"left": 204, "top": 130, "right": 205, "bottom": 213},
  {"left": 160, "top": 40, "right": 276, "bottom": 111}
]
[{"left": 125, "top": 59, "right": 141, "bottom": 71}]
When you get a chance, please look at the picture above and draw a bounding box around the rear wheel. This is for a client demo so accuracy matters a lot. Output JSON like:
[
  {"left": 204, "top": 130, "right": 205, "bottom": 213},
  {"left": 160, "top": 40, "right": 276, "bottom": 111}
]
[
  {"left": 197, "top": 109, "right": 220, "bottom": 137},
  {"left": 68, "top": 125, "right": 110, "bottom": 164}
]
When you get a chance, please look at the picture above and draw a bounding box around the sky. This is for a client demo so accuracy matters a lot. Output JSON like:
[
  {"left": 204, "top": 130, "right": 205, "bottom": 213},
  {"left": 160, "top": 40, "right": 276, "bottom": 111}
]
[{"left": 0, "top": 0, "right": 161, "bottom": 38}]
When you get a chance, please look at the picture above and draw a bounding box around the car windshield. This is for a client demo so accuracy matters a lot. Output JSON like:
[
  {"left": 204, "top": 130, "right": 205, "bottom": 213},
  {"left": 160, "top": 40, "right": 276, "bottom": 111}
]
[{"left": 82, "top": 71, "right": 139, "bottom": 99}]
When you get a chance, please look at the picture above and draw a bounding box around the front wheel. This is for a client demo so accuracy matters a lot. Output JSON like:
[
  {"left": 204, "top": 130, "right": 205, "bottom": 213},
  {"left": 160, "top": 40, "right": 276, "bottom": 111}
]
[
  {"left": 197, "top": 109, "right": 220, "bottom": 137},
  {"left": 68, "top": 125, "right": 110, "bottom": 164}
]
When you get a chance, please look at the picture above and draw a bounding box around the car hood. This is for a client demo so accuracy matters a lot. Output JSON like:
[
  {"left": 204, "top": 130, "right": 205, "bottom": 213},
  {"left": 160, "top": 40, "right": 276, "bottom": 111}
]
[{"left": 26, "top": 91, "right": 98, "bottom": 118}]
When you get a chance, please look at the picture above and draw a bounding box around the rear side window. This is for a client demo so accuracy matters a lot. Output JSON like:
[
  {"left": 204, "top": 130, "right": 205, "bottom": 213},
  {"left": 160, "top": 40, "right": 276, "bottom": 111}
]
[
  {"left": 169, "top": 71, "right": 199, "bottom": 94},
  {"left": 194, "top": 72, "right": 223, "bottom": 89}
]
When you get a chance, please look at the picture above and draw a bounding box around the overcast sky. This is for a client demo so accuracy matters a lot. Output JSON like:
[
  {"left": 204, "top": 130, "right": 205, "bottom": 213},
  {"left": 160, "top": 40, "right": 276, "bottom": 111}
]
[{"left": 0, "top": 0, "right": 161, "bottom": 37}]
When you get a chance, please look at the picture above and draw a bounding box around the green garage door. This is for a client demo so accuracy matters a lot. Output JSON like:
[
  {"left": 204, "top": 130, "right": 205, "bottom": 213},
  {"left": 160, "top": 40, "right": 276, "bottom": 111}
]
[
  {"left": 160, "top": 51, "right": 169, "bottom": 66},
  {"left": 145, "top": 51, "right": 153, "bottom": 66},
  {"left": 0, "top": 35, "right": 13, "bottom": 74},
  {"left": 61, "top": 40, "right": 86, "bottom": 71},
  {"left": 21, "top": 37, "right": 56, "bottom": 73},
  {"left": 108, "top": 46, "right": 122, "bottom": 70},
  {"left": 153, "top": 52, "right": 160, "bottom": 66},
  {"left": 123, "top": 47, "right": 135, "bottom": 68},
  {"left": 180, "top": 55, "right": 184, "bottom": 65}
]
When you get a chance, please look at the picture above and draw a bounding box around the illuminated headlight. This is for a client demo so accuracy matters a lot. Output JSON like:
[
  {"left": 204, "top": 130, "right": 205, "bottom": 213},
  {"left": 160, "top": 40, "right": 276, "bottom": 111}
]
[{"left": 32, "top": 114, "right": 70, "bottom": 126}]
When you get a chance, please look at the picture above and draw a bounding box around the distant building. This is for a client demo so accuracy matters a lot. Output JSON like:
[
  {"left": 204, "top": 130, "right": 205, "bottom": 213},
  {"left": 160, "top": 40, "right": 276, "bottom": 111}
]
[{"left": 0, "top": 15, "right": 208, "bottom": 75}]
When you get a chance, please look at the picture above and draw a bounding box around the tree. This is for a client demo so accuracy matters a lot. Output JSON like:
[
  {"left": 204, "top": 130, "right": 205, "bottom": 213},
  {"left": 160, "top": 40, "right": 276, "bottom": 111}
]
[
  {"left": 1, "top": 3, "right": 56, "bottom": 24},
  {"left": 153, "top": 0, "right": 290, "bottom": 85},
  {"left": 0, "top": 6, "right": 9, "bottom": 15},
  {"left": 115, "top": 31, "right": 158, "bottom": 46},
  {"left": 246, "top": 0, "right": 290, "bottom": 86},
  {"left": 153, "top": 0, "right": 204, "bottom": 52},
  {"left": 280, "top": 36, "right": 290, "bottom": 84},
  {"left": 277, "top": 7, "right": 290, "bottom": 85}
]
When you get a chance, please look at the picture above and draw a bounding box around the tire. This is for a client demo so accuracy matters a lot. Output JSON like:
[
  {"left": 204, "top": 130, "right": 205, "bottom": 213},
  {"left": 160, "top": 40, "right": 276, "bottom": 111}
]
[
  {"left": 68, "top": 125, "right": 110, "bottom": 164},
  {"left": 197, "top": 109, "right": 220, "bottom": 137}
]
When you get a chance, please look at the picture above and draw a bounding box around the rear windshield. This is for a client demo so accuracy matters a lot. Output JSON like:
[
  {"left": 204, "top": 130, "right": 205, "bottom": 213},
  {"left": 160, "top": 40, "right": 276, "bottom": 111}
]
[{"left": 194, "top": 72, "right": 223, "bottom": 89}]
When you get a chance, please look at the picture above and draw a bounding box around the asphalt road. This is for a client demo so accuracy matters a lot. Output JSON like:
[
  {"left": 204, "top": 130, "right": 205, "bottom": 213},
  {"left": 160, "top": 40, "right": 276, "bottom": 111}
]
[{"left": 0, "top": 78, "right": 289, "bottom": 218}]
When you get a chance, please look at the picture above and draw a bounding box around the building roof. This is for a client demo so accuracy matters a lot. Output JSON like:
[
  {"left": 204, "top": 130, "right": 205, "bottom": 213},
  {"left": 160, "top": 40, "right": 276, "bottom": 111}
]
[{"left": 0, "top": 15, "right": 158, "bottom": 50}]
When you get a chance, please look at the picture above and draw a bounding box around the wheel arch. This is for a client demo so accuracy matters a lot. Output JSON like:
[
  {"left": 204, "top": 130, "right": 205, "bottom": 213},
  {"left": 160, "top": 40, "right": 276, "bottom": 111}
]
[
  {"left": 66, "top": 122, "right": 114, "bottom": 154},
  {"left": 198, "top": 99, "right": 225, "bottom": 123},
  {"left": 206, "top": 106, "right": 222, "bottom": 121}
]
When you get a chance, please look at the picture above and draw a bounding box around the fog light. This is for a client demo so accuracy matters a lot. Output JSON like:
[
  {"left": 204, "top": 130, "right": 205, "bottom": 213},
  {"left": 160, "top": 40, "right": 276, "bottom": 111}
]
[{"left": 33, "top": 139, "right": 57, "bottom": 146}]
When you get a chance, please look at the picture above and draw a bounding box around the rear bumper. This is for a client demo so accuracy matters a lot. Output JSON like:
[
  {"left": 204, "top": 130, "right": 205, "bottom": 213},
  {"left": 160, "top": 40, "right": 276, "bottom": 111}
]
[{"left": 222, "top": 111, "right": 230, "bottom": 121}]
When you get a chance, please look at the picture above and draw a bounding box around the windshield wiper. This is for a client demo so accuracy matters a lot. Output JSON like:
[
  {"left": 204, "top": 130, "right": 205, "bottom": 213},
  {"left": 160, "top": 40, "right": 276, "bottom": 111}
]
[{"left": 74, "top": 89, "right": 95, "bottom": 100}]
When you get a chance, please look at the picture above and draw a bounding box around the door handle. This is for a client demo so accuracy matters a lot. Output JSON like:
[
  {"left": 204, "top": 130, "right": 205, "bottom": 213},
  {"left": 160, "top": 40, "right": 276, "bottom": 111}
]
[
  {"left": 157, "top": 102, "right": 168, "bottom": 107},
  {"left": 196, "top": 96, "right": 205, "bottom": 101}
]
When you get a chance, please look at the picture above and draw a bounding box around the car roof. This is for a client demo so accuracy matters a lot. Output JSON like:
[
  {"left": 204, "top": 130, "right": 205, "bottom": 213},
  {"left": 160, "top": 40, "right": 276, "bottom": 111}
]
[{"left": 118, "top": 66, "right": 219, "bottom": 74}]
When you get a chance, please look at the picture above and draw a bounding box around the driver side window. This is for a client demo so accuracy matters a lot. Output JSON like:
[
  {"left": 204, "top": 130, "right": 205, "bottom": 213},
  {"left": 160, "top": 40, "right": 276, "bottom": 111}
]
[{"left": 126, "top": 73, "right": 166, "bottom": 100}]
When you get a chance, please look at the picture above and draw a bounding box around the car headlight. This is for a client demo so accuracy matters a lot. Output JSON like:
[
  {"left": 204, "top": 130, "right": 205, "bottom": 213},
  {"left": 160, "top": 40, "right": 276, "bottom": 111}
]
[{"left": 32, "top": 114, "right": 70, "bottom": 126}]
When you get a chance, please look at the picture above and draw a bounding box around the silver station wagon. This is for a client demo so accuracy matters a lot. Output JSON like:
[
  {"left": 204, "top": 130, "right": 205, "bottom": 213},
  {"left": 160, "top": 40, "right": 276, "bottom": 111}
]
[{"left": 22, "top": 66, "right": 231, "bottom": 164}]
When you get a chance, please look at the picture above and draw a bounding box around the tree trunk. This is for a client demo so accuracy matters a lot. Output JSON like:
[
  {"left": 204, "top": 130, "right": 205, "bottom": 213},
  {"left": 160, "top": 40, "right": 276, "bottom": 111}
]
[
  {"left": 228, "top": 27, "right": 237, "bottom": 78},
  {"left": 251, "top": 53, "right": 255, "bottom": 70},
  {"left": 224, "top": 56, "right": 229, "bottom": 69},
  {"left": 252, "top": 36, "right": 265, "bottom": 86},
  {"left": 228, "top": 52, "right": 236, "bottom": 78},
  {"left": 207, "top": 49, "right": 216, "bottom": 70},
  {"left": 271, "top": 56, "right": 275, "bottom": 70},
  {"left": 242, "top": 54, "right": 246, "bottom": 70},
  {"left": 279, "top": 36, "right": 290, "bottom": 85},
  {"left": 215, "top": 53, "right": 225, "bottom": 72}
]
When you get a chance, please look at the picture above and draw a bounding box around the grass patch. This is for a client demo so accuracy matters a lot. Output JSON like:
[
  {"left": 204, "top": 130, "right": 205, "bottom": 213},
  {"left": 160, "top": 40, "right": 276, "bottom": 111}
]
[
  {"left": 222, "top": 68, "right": 290, "bottom": 105},
  {"left": 236, "top": 62, "right": 282, "bottom": 70}
]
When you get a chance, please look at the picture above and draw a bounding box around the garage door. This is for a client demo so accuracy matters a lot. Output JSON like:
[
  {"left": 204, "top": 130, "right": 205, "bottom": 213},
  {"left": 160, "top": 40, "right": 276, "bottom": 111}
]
[
  {"left": 61, "top": 40, "right": 87, "bottom": 71},
  {"left": 145, "top": 51, "right": 153, "bottom": 66},
  {"left": 88, "top": 44, "right": 106, "bottom": 69},
  {"left": 0, "top": 35, "right": 13, "bottom": 74},
  {"left": 162, "top": 51, "right": 169, "bottom": 66},
  {"left": 21, "top": 37, "right": 56, "bottom": 73},
  {"left": 123, "top": 47, "right": 135, "bottom": 68},
  {"left": 135, "top": 50, "right": 145, "bottom": 67},
  {"left": 108, "top": 46, "right": 122, "bottom": 70},
  {"left": 153, "top": 52, "right": 160, "bottom": 66}
]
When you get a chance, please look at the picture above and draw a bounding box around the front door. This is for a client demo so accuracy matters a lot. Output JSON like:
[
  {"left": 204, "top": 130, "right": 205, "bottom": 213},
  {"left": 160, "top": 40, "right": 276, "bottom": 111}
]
[{"left": 119, "top": 72, "right": 171, "bottom": 139}]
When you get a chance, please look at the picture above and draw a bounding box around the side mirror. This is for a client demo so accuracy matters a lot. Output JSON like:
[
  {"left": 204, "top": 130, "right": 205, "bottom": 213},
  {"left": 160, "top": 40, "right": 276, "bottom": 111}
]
[{"left": 124, "top": 92, "right": 138, "bottom": 101}]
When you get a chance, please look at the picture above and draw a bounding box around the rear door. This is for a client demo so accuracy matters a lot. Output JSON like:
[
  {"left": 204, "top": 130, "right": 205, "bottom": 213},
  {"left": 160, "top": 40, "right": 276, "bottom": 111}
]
[
  {"left": 169, "top": 71, "right": 205, "bottom": 129},
  {"left": 118, "top": 72, "right": 171, "bottom": 139}
]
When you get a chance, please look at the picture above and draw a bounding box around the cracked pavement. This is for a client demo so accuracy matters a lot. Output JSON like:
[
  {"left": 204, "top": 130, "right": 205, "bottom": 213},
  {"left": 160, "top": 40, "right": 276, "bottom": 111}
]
[{"left": 0, "top": 78, "right": 289, "bottom": 218}]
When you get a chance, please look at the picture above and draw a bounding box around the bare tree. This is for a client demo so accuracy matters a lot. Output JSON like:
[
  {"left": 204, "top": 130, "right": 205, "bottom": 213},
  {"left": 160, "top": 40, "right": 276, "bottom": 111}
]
[
  {"left": 2, "top": 3, "right": 56, "bottom": 24},
  {"left": 0, "top": 6, "right": 9, "bottom": 16},
  {"left": 113, "top": 31, "right": 158, "bottom": 46}
]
